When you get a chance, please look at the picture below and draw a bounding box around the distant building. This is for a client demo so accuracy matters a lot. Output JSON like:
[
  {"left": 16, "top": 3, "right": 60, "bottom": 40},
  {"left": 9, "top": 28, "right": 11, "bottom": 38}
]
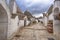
[{"left": 24, "top": 10, "right": 33, "bottom": 20}]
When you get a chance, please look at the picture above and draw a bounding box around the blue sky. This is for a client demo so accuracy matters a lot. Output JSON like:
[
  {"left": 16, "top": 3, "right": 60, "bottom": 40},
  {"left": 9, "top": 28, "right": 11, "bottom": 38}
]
[
  {"left": 16, "top": 0, "right": 54, "bottom": 15},
  {"left": 6, "top": 0, "right": 54, "bottom": 17}
]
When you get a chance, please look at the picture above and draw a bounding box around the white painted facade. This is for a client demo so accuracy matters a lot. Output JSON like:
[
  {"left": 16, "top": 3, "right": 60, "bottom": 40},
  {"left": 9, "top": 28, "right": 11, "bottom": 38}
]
[
  {"left": 26, "top": 20, "right": 30, "bottom": 26},
  {"left": 13, "top": 1, "right": 17, "bottom": 14},
  {"left": 48, "top": 13, "right": 54, "bottom": 20},
  {"left": 8, "top": 16, "right": 19, "bottom": 39},
  {"left": 39, "top": 18, "right": 43, "bottom": 22},
  {"left": 7, "top": 0, "right": 19, "bottom": 39},
  {"left": 0, "top": 0, "right": 11, "bottom": 40},
  {"left": 53, "top": 1, "right": 60, "bottom": 40},
  {"left": 43, "top": 16, "right": 48, "bottom": 26},
  {"left": 0, "top": 0, "right": 22, "bottom": 40},
  {"left": 19, "top": 20, "right": 30, "bottom": 27},
  {"left": 19, "top": 20, "right": 24, "bottom": 27}
]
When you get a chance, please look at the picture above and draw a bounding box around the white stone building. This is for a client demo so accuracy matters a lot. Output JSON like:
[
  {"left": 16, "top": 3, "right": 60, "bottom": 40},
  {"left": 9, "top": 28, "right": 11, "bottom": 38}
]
[
  {"left": 0, "top": 0, "right": 24, "bottom": 40},
  {"left": 0, "top": 0, "right": 11, "bottom": 40},
  {"left": 42, "top": 5, "right": 53, "bottom": 27},
  {"left": 53, "top": 0, "right": 60, "bottom": 40},
  {"left": 42, "top": 13, "right": 48, "bottom": 27}
]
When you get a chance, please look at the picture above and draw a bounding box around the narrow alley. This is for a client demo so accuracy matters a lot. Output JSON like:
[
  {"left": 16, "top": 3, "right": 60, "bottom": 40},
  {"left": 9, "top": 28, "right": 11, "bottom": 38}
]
[
  {"left": 0, "top": 0, "right": 60, "bottom": 40},
  {"left": 11, "top": 23, "right": 55, "bottom": 40}
]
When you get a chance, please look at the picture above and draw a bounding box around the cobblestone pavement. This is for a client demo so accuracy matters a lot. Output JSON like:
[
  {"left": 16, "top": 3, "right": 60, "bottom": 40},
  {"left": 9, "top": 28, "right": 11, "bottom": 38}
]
[{"left": 11, "top": 23, "right": 55, "bottom": 40}]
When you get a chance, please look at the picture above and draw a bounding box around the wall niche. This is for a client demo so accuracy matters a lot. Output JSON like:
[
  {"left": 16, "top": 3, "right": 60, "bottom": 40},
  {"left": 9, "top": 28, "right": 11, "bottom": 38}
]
[{"left": 54, "top": 7, "right": 60, "bottom": 20}]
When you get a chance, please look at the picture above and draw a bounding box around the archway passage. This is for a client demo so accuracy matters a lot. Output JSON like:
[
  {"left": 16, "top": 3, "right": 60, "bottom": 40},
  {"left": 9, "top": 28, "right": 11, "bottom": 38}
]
[{"left": 0, "top": 4, "right": 8, "bottom": 40}]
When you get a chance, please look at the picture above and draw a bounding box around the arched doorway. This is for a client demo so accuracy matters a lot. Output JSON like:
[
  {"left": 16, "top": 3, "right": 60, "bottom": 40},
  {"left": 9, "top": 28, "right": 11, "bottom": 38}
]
[{"left": 0, "top": 4, "right": 8, "bottom": 40}]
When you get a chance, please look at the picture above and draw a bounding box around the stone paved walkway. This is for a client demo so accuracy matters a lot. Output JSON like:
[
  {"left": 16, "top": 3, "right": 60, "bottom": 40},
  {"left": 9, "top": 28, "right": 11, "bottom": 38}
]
[{"left": 11, "top": 23, "right": 55, "bottom": 40}]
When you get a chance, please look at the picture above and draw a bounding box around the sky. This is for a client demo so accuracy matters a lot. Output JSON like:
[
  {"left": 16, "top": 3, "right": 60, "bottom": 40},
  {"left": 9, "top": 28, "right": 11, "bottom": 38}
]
[
  {"left": 16, "top": 0, "right": 54, "bottom": 13},
  {"left": 6, "top": 0, "right": 54, "bottom": 17},
  {"left": 33, "top": 13, "right": 43, "bottom": 18}
]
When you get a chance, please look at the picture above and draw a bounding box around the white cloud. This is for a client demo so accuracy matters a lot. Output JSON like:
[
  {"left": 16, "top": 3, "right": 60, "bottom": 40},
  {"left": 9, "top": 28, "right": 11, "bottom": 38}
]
[
  {"left": 24, "top": 0, "right": 41, "bottom": 7},
  {"left": 24, "top": 0, "right": 54, "bottom": 7},
  {"left": 16, "top": 0, "right": 54, "bottom": 7},
  {"left": 33, "top": 13, "right": 43, "bottom": 18},
  {"left": 16, "top": 0, "right": 54, "bottom": 15}
]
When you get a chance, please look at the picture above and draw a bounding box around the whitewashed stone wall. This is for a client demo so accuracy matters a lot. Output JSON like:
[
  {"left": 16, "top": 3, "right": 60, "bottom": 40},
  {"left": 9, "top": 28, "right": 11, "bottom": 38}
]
[
  {"left": 13, "top": 1, "right": 17, "bottom": 14},
  {"left": 19, "top": 20, "right": 30, "bottom": 26},
  {"left": 35, "top": 19, "right": 38, "bottom": 23},
  {"left": 43, "top": 16, "right": 48, "bottom": 26},
  {"left": 26, "top": 20, "right": 30, "bottom": 26},
  {"left": 19, "top": 20, "right": 24, "bottom": 27},
  {"left": 0, "top": 0, "right": 11, "bottom": 40},
  {"left": 39, "top": 19, "right": 43, "bottom": 22},
  {"left": 7, "top": 0, "right": 20, "bottom": 39},
  {"left": 0, "top": 10, "right": 8, "bottom": 40},
  {"left": 8, "top": 16, "right": 19, "bottom": 39},
  {"left": 53, "top": 1, "right": 60, "bottom": 40},
  {"left": 0, "top": 0, "right": 19, "bottom": 40},
  {"left": 48, "top": 13, "right": 54, "bottom": 20},
  {"left": 0, "top": 0, "right": 26, "bottom": 40}
]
